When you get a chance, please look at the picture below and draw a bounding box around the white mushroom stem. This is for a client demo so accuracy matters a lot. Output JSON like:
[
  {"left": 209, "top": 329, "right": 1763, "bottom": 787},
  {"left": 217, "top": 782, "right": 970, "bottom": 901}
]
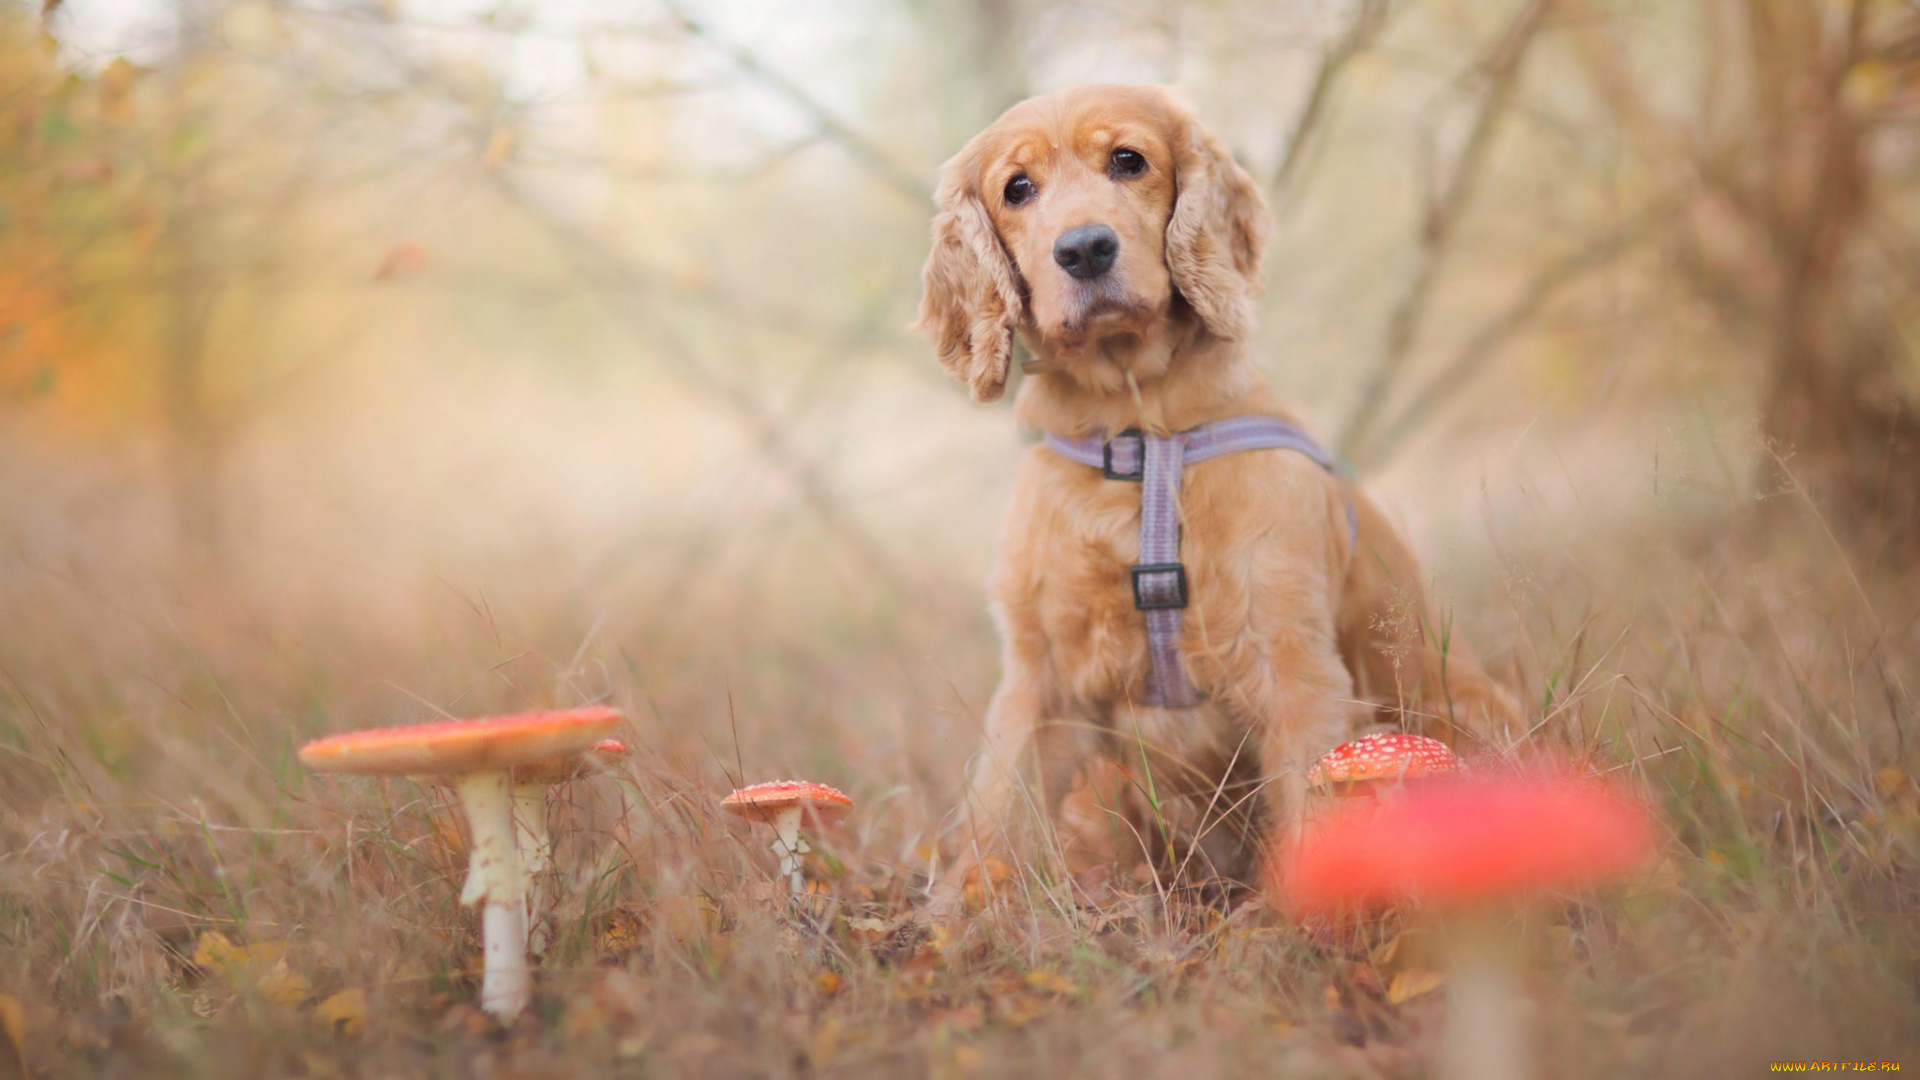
[
  {"left": 1438, "top": 912, "right": 1528, "bottom": 1080},
  {"left": 768, "top": 804, "right": 811, "bottom": 896},
  {"left": 453, "top": 771, "right": 530, "bottom": 1018},
  {"left": 511, "top": 781, "right": 552, "bottom": 956}
]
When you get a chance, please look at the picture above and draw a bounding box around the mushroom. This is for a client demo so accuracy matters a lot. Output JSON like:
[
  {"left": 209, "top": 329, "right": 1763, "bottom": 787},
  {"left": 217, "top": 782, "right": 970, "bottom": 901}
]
[
  {"left": 1284, "top": 769, "right": 1654, "bottom": 1080},
  {"left": 513, "top": 737, "right": 630, "bottom": 955},
  {"left": 299, "top": 706, "right": 623, "bottom": 1018},
  {"left": 1307, "top": 733, "right": 1463, "bottom": 799},
  {"left": 720, "top": 780, "right": 853, "bottom": 897}
]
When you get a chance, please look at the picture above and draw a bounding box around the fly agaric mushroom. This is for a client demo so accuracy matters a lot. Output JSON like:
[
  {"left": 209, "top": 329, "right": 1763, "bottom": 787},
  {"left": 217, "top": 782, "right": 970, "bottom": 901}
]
[
  {"left": 1308, "top": 733, "right": 1462, "bottom": 798},
  {"left": 299, "top": 706, "right": 622, "bottom": 1018},
  {"left": 720, "top": 780, "right": 853, "bottom": 897},
  {"left": 1284, "top": 769, "right": 1654, "bottom": 1080}
]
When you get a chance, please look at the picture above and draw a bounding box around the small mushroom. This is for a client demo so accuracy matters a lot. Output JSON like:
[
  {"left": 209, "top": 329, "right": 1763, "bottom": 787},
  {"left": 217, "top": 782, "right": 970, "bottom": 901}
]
[
  {"left": 720, "top": 780, "right": 853, "bottom": 897},
  {"left": 299, "top": 706, "right": 622, "bottom": 1018},
  {"left": 1285, "top": 769, "right": 1654, "bottom": 1080},
  {"left": 1307, "top": 733, "right": 1462, "bottom": 798}
]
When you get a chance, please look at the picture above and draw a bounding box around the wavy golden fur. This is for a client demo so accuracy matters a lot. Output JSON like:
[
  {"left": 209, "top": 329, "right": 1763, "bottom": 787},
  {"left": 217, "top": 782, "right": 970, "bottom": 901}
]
[{"left": 917, "top": 84, "right": 1520, "bottom": 902}]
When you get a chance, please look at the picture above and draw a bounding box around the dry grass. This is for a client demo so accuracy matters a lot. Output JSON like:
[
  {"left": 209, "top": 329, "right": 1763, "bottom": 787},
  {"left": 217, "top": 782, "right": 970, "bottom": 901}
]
[{"left": 3, "top": 477, "right": 1919, "bottom": 1079}]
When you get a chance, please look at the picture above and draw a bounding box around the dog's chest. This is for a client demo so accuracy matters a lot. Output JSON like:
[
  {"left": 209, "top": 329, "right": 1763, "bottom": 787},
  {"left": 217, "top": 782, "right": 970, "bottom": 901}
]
[{"left": 1000, "top": 452, "right": 1308, "bottom": 707}]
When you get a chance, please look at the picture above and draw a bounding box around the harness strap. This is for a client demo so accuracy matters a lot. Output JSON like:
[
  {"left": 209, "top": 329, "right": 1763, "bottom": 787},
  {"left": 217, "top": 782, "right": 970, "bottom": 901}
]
[{"left": 1042, "top": 417, "right": 1353, "bottom": 709}]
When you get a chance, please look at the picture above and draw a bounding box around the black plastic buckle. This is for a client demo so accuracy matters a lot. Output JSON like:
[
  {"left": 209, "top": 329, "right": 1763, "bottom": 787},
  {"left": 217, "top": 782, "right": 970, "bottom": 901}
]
[
  {"left": 1102, "top": 429, "right": 1146, "bottom": 481},
  {"left": 1131, "top": 562, "right": 1188, "bottom": 610}
]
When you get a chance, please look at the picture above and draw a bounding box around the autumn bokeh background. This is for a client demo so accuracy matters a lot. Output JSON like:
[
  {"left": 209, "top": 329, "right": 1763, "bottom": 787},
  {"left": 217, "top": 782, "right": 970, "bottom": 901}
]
[{"left": 4, "top": 1, "right": 1920, "bottom": 1076}]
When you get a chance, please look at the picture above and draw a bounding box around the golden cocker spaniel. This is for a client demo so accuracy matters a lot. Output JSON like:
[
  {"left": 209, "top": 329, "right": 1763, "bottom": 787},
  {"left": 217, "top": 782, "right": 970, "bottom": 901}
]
[{"left": 916, "top": 84, "right": 1520, "bottom": 902}]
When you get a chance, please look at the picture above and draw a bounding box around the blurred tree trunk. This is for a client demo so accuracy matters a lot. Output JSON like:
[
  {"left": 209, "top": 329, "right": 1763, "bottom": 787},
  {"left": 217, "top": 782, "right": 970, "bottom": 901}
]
[
  {"left": 1743, "top": 2, "right": 1919, "bottom": 560},
  {"left": 1573, "top": 0, "right": 1920, "bottom": 561}
]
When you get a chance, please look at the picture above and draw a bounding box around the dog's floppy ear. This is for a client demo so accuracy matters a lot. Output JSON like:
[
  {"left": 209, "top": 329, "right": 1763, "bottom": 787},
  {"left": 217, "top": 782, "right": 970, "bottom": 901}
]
[
  {"left": 1165, "top": 103, "right": 1270, "bottom": 342},
  {"left": 915, "top": 154, "right": 1021, "bottom": 403}
]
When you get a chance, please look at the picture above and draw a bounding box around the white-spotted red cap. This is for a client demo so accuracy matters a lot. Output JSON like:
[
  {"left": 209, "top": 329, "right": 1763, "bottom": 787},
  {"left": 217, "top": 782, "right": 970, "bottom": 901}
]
[
  {"left": 721, "top": 780, "right": 853, "bottom": 823},
  {"left": 1308, "top": 733, "right": 1462, "bottom": 793},
  {"left": 298, "top": 707, "right": 622, "bottom": 777}
]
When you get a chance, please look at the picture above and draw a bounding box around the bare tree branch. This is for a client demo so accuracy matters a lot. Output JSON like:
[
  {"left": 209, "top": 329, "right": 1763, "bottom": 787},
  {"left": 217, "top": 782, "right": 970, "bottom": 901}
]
[
  {"left": 487, "top": 172, "right": 917, "bottom": 593},
  {"left": 659, "top": 0, "right": 931, "bottom": 205},
  {"left": 1269, "top": 0, "right": 1401, "bottom": 211},
  {"left": 1337, "top": 0, "right": 1557, "bottom": 462},
  {"left": 1359, "top": 196, "right": 1681, "bottom": 469}
]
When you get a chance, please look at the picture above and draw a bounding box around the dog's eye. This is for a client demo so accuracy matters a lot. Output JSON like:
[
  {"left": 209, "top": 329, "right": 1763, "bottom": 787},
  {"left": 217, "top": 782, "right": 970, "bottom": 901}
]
[
  {"left": 1003, "top": 174, "right": 1036, "bottom": 206},
  {"left": 1110, "top": 148, "right": 1147, "bottom": 176}
]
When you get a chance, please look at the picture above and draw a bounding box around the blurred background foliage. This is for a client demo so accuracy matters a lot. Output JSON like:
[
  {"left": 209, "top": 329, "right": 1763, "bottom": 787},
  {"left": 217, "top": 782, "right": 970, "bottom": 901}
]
[{"left": 5, "top": 0, "right": 1917, "bottom": 601}]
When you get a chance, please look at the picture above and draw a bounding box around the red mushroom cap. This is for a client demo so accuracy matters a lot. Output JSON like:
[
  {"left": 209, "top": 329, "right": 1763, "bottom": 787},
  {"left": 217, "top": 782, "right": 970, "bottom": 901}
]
[
  {"left": 298, "top": 707, "right": 623, "bottom": 777},
  {"left": 1285, "top": 771, "right": 1655, "bottom": 912},
  {"left": 1307, "top": 733, "right": 1462, "bottom": 794},
  {"left": 721, "top": 780, "right": 853, "bottom": 823}
]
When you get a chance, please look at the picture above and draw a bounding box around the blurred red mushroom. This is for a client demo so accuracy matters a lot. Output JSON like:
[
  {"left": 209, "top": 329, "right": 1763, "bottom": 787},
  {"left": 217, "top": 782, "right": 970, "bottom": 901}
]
[
  {"left": 1284, "top": 768, "right": 1655, "bottom": 1080},
  {"left": 721, "top": 780, "right": 853, "bottom": 897}
]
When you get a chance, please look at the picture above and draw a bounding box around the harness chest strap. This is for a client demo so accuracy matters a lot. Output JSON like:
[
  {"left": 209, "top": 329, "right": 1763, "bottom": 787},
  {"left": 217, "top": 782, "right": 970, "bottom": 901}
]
[{"left": 1041, "top": 417, "right": 1354, "bottom": 709}]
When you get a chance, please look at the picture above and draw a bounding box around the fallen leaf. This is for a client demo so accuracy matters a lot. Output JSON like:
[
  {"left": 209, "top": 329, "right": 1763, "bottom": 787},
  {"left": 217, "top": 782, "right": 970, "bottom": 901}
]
[
  {"left": 814, "top": 971, "right": 842, "bottom": 997},
  {"left": 193, "top": 933, "right": 308, "bottom": 1006},
  {"left": 1386, "top": 968, "right": 1446, "bottom": 1005},
  {"left": 597, "top": 908, "right": 643, "bottom": 959},
  {"left": 963, "top": 857, "right": 1013, "bottom": 911},
  {"left": 256, "top": 958, "right": 311, "bottom": 1007},
  {"left": 1024, "top": 968, "right": 1078, "bottom": 996},
  {"left": 313, "top": 989, "right": 366, "bottom": 1038}
]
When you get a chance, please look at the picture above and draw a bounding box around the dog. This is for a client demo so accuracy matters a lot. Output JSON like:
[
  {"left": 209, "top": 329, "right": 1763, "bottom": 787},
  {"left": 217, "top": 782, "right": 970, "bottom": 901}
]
[{"left": 915, "top": 84, "right": 1520, "bottom": 903}]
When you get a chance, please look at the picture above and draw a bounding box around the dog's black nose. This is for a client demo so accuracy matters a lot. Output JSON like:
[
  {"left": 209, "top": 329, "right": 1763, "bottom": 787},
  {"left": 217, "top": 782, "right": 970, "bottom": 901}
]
[{"left": 1053, "top": 224, "right": 1119, "bottom": 281}]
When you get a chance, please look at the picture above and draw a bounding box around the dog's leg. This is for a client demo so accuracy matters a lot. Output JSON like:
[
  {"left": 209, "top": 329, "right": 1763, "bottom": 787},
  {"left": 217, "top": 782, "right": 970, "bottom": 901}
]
[
  {"left": 1215, "top": 635, "right": 1357, "bottom": 891},
  {"left": 927, "top": 659, "right": 1092, "bottom": 915}
]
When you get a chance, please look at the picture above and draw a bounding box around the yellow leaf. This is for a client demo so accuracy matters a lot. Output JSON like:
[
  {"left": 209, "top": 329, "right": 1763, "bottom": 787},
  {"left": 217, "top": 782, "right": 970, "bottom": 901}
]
[
  {"left": 0, "top": 992, "right": 25, "bottom": 1072},
  {"left": 313, "top": 989, "right": 366, "bottom": 1038},
  {"left": 1386, "top": 968, "right": 1446, "bottom": 1005},
  {"left": 597, "top": 908, "right": 643, "bottom": 958},
  {"left": 193, "top": 932, "right": 289, "bottom": 973},
  {"left": 962, "top": 856, "right": 1013, "bottom": 911},
  {"left": 192, "top": 931, "right": 242, "bottom": 968},
  {"left": 194, "top": 933, "right": 307, "bottom": 1005},
  {"left": 925, "top": 923, "right": 954, "bottom": 956},
  {"left": 814, "top": 971, "right": 842, "bottom": 997},
  {"left": 256, "top": 958, "right": 311, "bottom": 1007},
  {"left": 1024, "top": 968, "right": 1077, "bottom": 996}
]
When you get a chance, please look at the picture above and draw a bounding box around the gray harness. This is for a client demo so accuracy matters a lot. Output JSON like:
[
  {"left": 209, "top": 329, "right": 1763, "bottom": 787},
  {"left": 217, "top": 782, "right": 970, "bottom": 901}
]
[{"left": 1043, "top": 417, "right": 1353, "bottom": 708}]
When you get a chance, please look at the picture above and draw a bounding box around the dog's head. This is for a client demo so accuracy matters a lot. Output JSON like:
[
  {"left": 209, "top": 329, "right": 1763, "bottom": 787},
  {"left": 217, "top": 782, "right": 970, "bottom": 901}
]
[{"left": 915, "top": 84, "right": 1270, "bottom": 402}]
